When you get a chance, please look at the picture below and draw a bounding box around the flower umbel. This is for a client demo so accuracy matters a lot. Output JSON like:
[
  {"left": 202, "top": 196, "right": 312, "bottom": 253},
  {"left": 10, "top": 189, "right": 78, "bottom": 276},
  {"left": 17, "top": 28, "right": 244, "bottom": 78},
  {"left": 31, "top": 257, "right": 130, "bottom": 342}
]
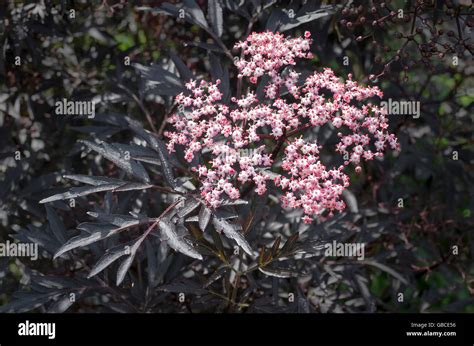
[{"left": 164, "top": 31, "right": 399, "bottom": 221}]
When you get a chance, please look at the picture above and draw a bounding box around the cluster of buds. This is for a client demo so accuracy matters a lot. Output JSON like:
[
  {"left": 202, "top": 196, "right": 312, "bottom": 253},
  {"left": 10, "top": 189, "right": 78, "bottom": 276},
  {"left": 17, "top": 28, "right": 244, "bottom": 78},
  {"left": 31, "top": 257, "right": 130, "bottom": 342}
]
[{"left": 339, "top": 0, "right": 473, "bottom": 79}]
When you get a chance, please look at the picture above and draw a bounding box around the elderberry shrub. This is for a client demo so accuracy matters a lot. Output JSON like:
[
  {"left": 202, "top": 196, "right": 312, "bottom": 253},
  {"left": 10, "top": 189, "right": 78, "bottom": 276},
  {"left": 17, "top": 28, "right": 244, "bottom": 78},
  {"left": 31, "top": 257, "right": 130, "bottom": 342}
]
[{"left": 0, "top": 0, "right": 471, "bottom": 313}]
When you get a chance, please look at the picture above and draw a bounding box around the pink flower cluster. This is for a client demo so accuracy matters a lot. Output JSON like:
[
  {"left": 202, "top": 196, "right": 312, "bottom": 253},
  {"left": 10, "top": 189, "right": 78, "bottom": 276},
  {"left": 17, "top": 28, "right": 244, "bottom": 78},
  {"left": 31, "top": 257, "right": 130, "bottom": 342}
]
[
  {"left": 275, "top": 138, "right": 349, "bottom": 223},
  {"left": 164, "top": 31, "right": 399, "bottom": 221},
  {"left": 234, "top": 31, "right": 313, "bottom": 84}
]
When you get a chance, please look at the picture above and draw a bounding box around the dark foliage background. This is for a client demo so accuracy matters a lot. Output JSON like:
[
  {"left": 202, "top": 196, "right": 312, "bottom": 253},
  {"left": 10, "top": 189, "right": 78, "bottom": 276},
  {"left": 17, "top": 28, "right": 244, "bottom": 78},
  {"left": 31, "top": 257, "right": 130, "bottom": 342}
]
[{"left": 0, "top": 0, "right": 472, "bottom": 313}]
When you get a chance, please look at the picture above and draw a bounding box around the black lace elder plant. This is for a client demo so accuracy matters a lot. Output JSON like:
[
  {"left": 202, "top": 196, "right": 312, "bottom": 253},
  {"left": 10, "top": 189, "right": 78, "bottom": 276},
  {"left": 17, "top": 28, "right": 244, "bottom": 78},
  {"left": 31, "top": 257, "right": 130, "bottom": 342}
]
[
  {"left": 1, "top": 0, "right": 471, "bottom": 314},
  {"left": 38, "top": 39, "right": 397, "bottom": 315},
  {"left": 39, "top": 14, "right": 399, "bottom": 280},
  {"left": 2, "top": 1, "right": 419, "bottom": 314},
  {"left": 25, "top": 3, "right": 357, "bottom": 312}
]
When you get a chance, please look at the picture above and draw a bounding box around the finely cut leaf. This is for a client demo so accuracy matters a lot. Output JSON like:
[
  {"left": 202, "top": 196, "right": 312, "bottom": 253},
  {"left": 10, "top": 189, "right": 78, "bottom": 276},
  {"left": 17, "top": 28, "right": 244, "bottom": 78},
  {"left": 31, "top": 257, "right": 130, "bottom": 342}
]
[
  {"left": 87, "top": 212, "right": 142, "bottom": 228},
  {"left": 198, "top": 205, "right": 212, "bottom": 231},
  {"left": 47, "top": 294, "right": 77, "bottom": 313},
  {"left": 63, "top": 174, "right": 123, "bottom": 186},
  {"left": 128, "top": 122, "right": 176, "bottom": 188},
  {"left": 54, "top": 226, "right": 120, "bottom": 259},
  {"left": 154, "top": 139, "right": 177, "bottom": 189},
  {"left": 162, "top": 0, "right": 210, "bottom": 30},
  {"left": 279, "top": 8, "right": 332, "bottom": 31},
  {"left": 177, "top": 198, "right": 200, "bottom": 218},
  {"left": 40, "top": 181, "right": 151, "bottom": 204},
  {"left": 280, "top": 233, "right": 299, "bottom": 255},
  {"left": 112, "top": 182, "right": 153, "bottom": 192},
  {"left": 134, "top": 63, "right": 185, "bottom": 96},
  {"left": 116, "top": 233, "right": 148, "bottom": 285},
  {"left": 79, "top": 140, "right": 150, "bottom": 183},
  {"left": 40, "top": 183, "right": 122, "bottom": 204},
  {"left": 212, "top": 217, "right": 253, "bottom": 256},
  {"left": 87, "top": 243, "right": 131, "bottom": 278},
  {"left": 169, "top": 51, "right": 194, "bottom": 81},
  {"left": 45, "top": 206, "right": 67, "bottom": 243},
  {"left": 116, "top": 255, "right": 135, "bottom": 285},
  {"left": 159, "top": 220, "right": 203, "bottom": 260},
  {"left": 208, "top": 0, "right": 223, "bottom": 37},
  {"left": 258, "top": 266, "right": 299, "bottom": 278},
  {"left": 204, "top": 266, "right": 228, "bottom": 288}
]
